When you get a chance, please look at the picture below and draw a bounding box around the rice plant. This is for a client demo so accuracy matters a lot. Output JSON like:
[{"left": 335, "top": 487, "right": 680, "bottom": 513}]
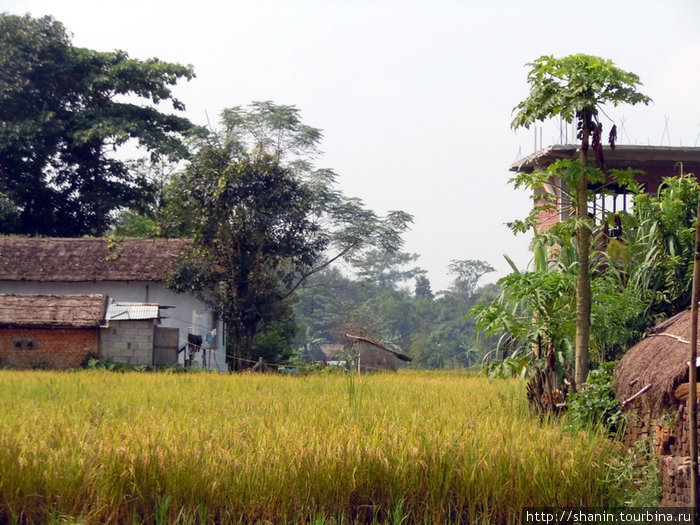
[{"left": 0, "top": 370, "right": 621, "bottom": 524}]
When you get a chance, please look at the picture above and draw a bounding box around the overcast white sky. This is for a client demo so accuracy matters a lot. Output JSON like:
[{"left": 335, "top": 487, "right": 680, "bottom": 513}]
[{"left": 5, "top": 0, "right": 700, "bottom": 291}]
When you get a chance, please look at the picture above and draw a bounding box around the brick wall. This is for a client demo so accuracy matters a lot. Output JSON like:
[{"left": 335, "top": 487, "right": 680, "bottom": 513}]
[
  {"left": 0, "top": 328, "right": 98, "bottom": 369},
  {"left": 533, "top": 186, "right": 563, "bottom": 233},
  {"left": 624, "top": 404, "right": 698, "bottom": 507},
  {"left": 99, "top": 320, "right": 155, "bottom": 366}
]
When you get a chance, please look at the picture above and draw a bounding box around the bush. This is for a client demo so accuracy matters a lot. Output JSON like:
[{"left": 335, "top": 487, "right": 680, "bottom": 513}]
[{"left": 567, "top": 361, "right": 623, "bottom": 434}]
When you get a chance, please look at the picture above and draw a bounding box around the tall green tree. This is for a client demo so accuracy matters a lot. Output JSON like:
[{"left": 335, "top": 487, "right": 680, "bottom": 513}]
[
  {"left": 447, "top": 259, "right": 495, "bottom": 298},
  {"left": 414, "top": 274, "right": 434, "bottom": 299},
  {"left": 351, "top": 250, "right": 424, "bottom": 290},
  {"left": 511, "top": 54, "right": 651, "bottom": 384},
  {"left": 168, "top": 103, "right": 413, "bottom": 368},
  {"left": 0, "top": 14, "right": 195, "bottom": 236}
]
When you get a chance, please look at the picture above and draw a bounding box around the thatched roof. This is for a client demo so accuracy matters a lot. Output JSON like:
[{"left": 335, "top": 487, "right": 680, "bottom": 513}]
[
  {"left": 0, "top": 294, "right": 107, "bottom": 328},
  {"left": 0, "top": 237, "right": 189, "bottom": 282},
  {"left": 615, "top": 308, "right": 698, "bottom": 418},
  {"left": 345, "top": 334, "right": 413, "bottom": 362}
]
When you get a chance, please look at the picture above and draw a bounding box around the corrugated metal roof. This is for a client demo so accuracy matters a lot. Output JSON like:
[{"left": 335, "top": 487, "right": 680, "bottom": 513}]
[{"left": 105, "top": 302, "right": 160, "bottom": 322}]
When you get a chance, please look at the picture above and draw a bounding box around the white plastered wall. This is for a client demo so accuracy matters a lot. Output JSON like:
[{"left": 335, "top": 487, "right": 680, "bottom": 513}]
[{"left": 0, "top": 280, "right": 227, "bottom": 370}]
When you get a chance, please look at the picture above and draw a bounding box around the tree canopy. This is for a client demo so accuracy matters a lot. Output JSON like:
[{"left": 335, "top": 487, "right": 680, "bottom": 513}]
[
  {"left": 0, "top": 13, "right": 196, "bottom": 236},
  {"left": 473, "top": 175, "right": 700, "bottom": 386},
  {"left": 511, "top": 54, "right": 650, "bottom": 131},
  {"left": 167, "top": 103, "right": 413, "bottom": 368}
]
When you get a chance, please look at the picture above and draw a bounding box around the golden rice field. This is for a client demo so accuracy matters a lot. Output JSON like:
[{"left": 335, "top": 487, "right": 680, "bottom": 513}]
[{"left": 0, "top": 370, "right": 622, "bottom": 524}]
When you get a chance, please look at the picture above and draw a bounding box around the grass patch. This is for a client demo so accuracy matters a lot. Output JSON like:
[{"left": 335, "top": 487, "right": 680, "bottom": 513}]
[{"left": 0, "top": 370, "right": 622, "bottom": 523}]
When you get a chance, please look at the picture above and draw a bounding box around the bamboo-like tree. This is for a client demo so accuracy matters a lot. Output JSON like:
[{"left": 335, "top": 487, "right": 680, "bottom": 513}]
[{"left": 511, "top": 54, "right": 651, "bottom": 385}]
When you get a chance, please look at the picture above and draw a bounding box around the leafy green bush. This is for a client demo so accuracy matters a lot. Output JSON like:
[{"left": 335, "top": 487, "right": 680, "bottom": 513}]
[
  {"left": 567, "top": 361, "right": 623, "bottom": 434},
  {"left": 606, "top": 437, "right": 662, "bottom": 507}
]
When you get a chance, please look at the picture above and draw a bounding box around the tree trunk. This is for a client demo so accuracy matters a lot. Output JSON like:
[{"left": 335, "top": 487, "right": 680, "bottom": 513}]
[
  {"left": 575, "top": 120, "right": 592, "bottom": 385},
  {"left": 575, "top": 172, "right": 591, "bottom": 385},
  {"left": 232, "top": 326, "right": 243, "bottom": 371},
  {"left": 245, "top": 322, "right": 257, "bottom": 364}
]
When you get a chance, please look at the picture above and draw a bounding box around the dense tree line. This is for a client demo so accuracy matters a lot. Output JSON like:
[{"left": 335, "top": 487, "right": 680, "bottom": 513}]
[{"left": 294, "top": 257, "right": 500, "bottom": 368}]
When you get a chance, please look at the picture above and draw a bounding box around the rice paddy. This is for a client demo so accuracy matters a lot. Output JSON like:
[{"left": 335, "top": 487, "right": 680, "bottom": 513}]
[{"left": 0, "top": 370, "right": 622, "bottom": 524}]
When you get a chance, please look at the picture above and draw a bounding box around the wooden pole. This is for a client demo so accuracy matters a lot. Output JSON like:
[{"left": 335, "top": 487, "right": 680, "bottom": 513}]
[{"left": 689, "top": 197, "right": 700, "bottom": 515}]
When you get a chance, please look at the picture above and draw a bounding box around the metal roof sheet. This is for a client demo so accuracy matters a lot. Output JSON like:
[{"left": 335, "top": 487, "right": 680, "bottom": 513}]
[{"left": 105, "top": 302, "right": 160, "bottom": 322}]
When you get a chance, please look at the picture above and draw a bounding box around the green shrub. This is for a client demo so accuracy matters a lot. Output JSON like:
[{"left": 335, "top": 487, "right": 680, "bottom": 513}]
[{"left": 567, "top": 361, "right": 624, "bottom": 434}]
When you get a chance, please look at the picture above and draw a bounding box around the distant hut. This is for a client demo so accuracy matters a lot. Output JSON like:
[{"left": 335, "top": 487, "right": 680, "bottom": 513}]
[
  {"left": 319, "top": 344, "right": 346, "bottom": 365},
  {"left": 615, "top": 307, "right": 700, "bottom": 506},
  {"left": 344, "top": 334, "right": 412, "bottom": 372}
]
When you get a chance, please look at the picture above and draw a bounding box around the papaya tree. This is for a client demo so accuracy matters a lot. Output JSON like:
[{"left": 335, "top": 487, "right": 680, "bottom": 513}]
[{"left": 511, "top": 54, "right": 651, "bottom": 384}]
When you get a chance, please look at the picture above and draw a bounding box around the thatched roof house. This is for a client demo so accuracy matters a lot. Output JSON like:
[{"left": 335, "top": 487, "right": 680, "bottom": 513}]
[
  {"left": 0, "top": 236, "right": 225, "bottom": 370},
  {"left": 615, "top": 307, "right": 700, "bottom": 507},
  {"left": 615, "top": 308, "right": 697, "bottom": 419},
  {"left": 0, "top": 294, "right": 107, "bottom": 368},
  {"left": 345, "top": 334, "right": 412, "bottom": 372}
]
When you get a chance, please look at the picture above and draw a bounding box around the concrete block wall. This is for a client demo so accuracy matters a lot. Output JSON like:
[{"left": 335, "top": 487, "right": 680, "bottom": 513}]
[
  {"left": 99, "top": 320, "right": 155, "bottom": 366},
  {"left": 0, "top": 328, "right": 98, "bottom": 369}
]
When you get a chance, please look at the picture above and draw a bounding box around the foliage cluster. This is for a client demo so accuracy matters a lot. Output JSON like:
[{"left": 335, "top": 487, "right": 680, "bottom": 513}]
[
  {"left": 566, "top": 362, "right": 624, "bottom": 434},
  {"left": 0, "top": 14, "right": 197, "bottom": 236},
  {"left": 0, "top": 370, "right": 622, "bottom": 524},
  {"left": 472, "top": 174, "right": 700, "bottom": 385},
  {"left": 294, "top": 258, "right": 499, "bottom": 369},
  {"left": 606, "top": 438, "right": 662, "bottom": 507}
]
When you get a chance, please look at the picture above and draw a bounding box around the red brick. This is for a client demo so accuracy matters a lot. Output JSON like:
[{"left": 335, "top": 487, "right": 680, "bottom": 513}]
[{"left": 0, "top": 328, "right": 98, "bottom": 369}]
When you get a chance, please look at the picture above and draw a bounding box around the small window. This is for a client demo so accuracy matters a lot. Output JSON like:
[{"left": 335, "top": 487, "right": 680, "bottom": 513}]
[{"left": 11, "top": 338, "right": 37, "bottom": 350}]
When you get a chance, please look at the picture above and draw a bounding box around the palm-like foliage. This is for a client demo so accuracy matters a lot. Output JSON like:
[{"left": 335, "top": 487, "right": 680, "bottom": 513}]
[{"left": 473, "top": 174, "right": 700, "bottom": 380}]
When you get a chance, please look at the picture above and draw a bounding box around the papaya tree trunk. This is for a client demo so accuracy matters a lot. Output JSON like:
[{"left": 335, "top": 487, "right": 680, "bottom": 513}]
[{"left": 575, "top": 120, "right": 592, "bottom": 385}]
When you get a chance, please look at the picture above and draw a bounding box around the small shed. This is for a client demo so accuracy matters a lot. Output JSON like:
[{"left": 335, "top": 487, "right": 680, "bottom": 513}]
[
  {"left": 615, "top": 307, "right": 700, "bottom": 506},
  {"left": 0, "top": 294, "right": 106, "bottom": 369},
  {"left": 345, "top": 334, "right": 412, "bottom": 372},
  {"left": 320, "top": 343, "right": 346, "bottom": 365},
  {"left": 100, "top": 300, "right": 178, "bottom": 366}
]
